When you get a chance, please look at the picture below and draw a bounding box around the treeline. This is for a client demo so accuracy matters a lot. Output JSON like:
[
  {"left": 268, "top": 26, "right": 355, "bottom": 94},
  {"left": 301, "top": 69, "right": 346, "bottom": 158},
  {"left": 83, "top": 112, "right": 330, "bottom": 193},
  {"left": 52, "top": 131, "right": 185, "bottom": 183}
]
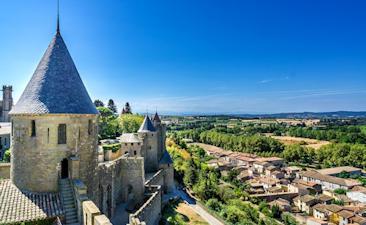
[
  {"left": 200, "top": 131, "right": 284, "bottom": 155},
  {"left": 283, "top": 143, "right": 366, "bottom": 169},
  {"left": 287, "top": 126, "right": 366, "bottom": 144},
  {"left": 169, "top": 129, "right": 284, "bottom": 156}
]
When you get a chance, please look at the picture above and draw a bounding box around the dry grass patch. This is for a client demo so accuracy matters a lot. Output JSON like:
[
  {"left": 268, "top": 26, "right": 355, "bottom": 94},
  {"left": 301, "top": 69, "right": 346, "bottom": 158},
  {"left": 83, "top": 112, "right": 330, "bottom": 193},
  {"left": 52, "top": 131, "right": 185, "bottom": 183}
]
[{"left": 270, "top": 136, "right": 330, "bottom": 149}]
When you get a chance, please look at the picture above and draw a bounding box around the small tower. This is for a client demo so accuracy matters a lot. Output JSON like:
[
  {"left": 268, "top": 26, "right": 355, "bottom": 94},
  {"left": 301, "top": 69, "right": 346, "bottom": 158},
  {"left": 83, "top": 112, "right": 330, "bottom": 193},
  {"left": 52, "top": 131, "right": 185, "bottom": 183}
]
[
  {"left": 2, "top": 85, "right": 13, "bottom": 122},
  {"left": 153, "top": 112, "right": 165, "bottom": 160},
  {"left": 138, "top": 115, "right": 158, "bottom": 172}
]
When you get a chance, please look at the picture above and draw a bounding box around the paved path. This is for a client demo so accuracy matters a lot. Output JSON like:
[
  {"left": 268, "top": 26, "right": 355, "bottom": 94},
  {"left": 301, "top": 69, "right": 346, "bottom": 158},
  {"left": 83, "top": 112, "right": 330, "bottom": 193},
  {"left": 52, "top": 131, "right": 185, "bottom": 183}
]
[{"left": 175, "top": 189, "right": 224, "bottom": 225}]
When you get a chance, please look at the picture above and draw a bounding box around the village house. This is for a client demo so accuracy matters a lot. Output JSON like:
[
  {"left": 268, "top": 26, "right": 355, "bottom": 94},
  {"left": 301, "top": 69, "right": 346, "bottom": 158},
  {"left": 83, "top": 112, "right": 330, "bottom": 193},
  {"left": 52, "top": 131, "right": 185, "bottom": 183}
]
[
  {"left": 299, "top": 170, "right": 361, "bottom": 191},
  {"left": 269, "top": 198, "right": 291, "bottom": 212},
  {"left": 288, "top": 179, "right": 322, "bottom": 195},
  {"left": 347, "top": 186, "right": 366, "bottom": 204}
]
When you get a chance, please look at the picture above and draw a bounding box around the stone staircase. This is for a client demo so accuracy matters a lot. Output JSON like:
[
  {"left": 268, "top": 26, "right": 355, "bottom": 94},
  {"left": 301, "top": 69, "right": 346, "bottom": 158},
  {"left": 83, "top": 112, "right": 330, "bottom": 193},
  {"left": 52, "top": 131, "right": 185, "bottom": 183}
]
[{"left": 59, "top": 179, "right": 79, "bottom": 225}]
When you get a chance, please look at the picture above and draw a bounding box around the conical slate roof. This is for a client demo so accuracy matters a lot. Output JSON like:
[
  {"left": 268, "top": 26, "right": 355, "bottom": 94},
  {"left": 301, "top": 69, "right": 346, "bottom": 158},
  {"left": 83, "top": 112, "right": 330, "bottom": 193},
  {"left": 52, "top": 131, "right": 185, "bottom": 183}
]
[
  {"left": 138, "top": 115, "right": 156, "bottom": 132},
  {"left": 10, "top": 32, "right": 98, "bottom": 115},
  {"left": 153, "top": 112, "right": 161, "bottom": 123},
  {"left": 159, "top": 150, "right": 173, "bottom": 165}
]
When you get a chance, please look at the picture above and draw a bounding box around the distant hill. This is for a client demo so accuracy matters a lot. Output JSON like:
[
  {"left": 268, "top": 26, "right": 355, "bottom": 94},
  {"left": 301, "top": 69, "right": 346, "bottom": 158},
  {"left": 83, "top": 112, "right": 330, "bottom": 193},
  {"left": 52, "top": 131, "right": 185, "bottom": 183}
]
[{"left": 235, "top": 111, "right": 366, "bottom": 119}]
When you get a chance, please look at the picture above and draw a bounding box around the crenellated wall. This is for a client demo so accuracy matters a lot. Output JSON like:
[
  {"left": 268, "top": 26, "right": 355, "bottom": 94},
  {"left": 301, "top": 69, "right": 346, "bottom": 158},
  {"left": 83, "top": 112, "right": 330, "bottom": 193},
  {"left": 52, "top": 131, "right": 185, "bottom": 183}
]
[
  {"left": 129, "top": 185, "right": 162, "bottom": 225},
  {"left": 90, "top": 155, "right": 145, "bottom": 218}
]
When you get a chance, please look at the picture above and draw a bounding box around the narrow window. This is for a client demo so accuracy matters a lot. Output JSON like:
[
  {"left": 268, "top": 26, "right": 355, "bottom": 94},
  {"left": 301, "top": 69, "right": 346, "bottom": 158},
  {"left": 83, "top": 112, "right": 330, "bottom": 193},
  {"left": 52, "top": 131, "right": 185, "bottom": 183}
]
[
  {"left": 31, "top": 120, "right": 36, "bottom": 137},
  {"left": 58, "top": 124, "right": 67, "bottom": 144},
  {"left": 47, "top": 128, "right": 50, "bottom": 143},
  {"left": 11, "top": 120, "right": 14, "bottom": 136},
  {"left": 134, "top": 150, "right": 137, "bottom": 156},
  {"left": 4, "top": 138, "right": 7, "bottom": 146},
  {"left": 88, "top": 120, "right": 92, "bottom": 135}
]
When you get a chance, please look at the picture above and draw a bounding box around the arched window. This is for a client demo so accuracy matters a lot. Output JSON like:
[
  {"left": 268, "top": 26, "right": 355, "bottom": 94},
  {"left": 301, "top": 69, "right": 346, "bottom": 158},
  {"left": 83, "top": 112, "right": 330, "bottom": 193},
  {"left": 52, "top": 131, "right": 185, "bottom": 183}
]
[{"left": 58, "top": 124, "right": 67, "bottom": 144}]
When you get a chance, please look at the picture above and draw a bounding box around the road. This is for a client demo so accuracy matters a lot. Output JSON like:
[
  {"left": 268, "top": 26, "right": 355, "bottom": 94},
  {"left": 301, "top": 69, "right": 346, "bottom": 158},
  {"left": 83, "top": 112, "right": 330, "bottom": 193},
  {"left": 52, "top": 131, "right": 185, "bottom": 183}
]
[{"left": 175, "top": 189, "right": 224, "bottom": 225}]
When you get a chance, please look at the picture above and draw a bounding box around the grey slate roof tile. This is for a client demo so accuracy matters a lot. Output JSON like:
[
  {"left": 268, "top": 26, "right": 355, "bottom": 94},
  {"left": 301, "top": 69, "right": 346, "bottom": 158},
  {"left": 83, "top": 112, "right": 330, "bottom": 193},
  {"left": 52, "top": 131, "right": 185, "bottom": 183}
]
[
  {"left": 138, "top": 115, "right": 156, "bottom": 132},
  {"left": 10, "top": 32, "right": 98, "bottom": 115}
]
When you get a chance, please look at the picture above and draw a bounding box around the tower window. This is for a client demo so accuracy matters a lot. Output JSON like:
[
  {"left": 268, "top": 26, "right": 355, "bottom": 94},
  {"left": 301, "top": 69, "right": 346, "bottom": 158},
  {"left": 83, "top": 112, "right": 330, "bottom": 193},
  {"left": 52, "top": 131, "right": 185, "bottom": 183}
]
[
  {"left": 134, "top": 151, "right": 137, "bottom": 156},
  {"left": 88, "top": 120, "right": 93, "bottom": 135},
  {"left": 58, "top": 124, "right": 67, "bottom": 144},
  {"left": 47, "top": 128, "right": 50, "bottom": 143},
  {"left": 31, "top": 120, "right": 36, "bottom": 137}
]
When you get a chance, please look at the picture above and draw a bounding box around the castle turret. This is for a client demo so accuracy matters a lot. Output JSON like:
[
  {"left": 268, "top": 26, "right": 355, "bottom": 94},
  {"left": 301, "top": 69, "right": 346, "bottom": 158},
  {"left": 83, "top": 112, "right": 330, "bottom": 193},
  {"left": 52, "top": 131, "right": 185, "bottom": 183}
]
[
  {"left": 9, "top": 27, "right": 99, "bottom": 192},
  {"left": 2, "top": 85, "right": 13, "bottom": 122},
  {"left": 153, "top": 112, "right": 165, "bottom": 160},
  {"left": 138, "top": 115, "right": 158, "bottom": 172}
]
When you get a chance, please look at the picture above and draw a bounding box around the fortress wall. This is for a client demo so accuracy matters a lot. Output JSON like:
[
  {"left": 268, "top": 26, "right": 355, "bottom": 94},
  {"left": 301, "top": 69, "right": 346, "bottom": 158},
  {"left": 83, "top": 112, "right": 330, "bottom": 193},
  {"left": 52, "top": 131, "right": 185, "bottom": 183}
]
[
  {"left": 145, "top": 169, "right": 164, "bottom": 186},
  {"left": 92, "top": 156, "right": 145, "bottom": 218},
  {"left": 0, "top": 163, "right": 10, "bottom": 179},
  {"left": 129, "top": 185, "right": 161, "bottom": 225}
]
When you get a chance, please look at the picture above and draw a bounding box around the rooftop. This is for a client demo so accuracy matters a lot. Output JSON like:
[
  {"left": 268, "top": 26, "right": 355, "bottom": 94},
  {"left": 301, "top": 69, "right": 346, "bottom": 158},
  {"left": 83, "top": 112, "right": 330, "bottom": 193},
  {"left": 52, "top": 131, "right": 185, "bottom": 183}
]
[
  {"left": 120, "top": 133, "right": 141, "bottom": 143},
  {"left": 10, "top": 32, "right": 98, "bottom": 115},
  {"left": 318, "top": 166, "right": 362, "bottom": 175},
  {"left": 300, "top": 170, "right": 361, "bottom": 187},
  {"left": 0, "top": 180, "right": 63, "bottom": 224}
]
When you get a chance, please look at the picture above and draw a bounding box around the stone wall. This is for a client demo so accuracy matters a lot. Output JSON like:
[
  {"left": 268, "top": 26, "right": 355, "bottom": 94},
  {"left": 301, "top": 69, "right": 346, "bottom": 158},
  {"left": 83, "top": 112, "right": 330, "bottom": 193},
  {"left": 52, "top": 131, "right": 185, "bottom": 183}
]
[
  {"left": 91, "top": 156, "right": 145, "bottom": 218},
  {"left": 0, "top": 163, "right": 10, "bottom": 179},
  {"left": 11, "top": 114, "right": 98, "bottom": 193},
  {"left": 129, "top": 185, "right": 162, "bottom": 225},
  {"left": 146, "top": 167, "right": 175, "bottom": 194},
  {"left": 82, "top": 201, "right": 112, "bottom": 225}
]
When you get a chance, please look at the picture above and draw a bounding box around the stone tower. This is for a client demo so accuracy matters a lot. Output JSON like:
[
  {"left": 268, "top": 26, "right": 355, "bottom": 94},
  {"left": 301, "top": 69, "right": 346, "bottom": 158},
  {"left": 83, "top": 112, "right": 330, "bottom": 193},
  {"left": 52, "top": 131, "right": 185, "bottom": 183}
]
[
  {"left": 1, "top": 85, "right": 13, "bottom": 122},
  {"left": 9, "top": 27, "right": 99, "bottom": 193},
  {"left": 153, "top": 112, "right": 165, "bottom": 160},
  {"left": 138, "top": 115, "right": 159, "bottom": 172}
]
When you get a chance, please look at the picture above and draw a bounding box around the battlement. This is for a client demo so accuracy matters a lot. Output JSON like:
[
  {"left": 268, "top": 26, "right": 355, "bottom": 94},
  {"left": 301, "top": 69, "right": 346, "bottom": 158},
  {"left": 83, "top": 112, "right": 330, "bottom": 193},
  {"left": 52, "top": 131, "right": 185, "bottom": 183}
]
[{"left": 2, "top": 85, "right": 13, "bottom": 91}]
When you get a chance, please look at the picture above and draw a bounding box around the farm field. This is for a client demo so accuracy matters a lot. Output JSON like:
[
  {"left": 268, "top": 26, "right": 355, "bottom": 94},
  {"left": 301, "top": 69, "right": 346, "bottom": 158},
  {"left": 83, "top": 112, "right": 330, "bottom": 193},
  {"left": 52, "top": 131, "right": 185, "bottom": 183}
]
[{"left": 270, "top": 135, "right": 330, "bottom": 149}]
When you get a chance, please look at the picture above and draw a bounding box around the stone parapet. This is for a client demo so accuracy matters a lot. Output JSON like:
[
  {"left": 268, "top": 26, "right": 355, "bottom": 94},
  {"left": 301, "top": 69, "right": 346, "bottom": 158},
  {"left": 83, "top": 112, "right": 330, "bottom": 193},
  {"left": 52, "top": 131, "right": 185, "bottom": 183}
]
[
  {"left": 129, "top": 185, "right": 162, "bottom": 225},
  {"left": 0, "top": 163, "right": 10, "bottom": 179}
]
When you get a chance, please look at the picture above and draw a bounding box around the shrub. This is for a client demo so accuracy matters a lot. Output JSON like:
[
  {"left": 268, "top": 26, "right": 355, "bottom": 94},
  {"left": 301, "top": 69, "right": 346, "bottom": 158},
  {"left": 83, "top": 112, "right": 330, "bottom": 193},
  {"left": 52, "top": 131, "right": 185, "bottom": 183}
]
[
  {"left": 206, "top": 198, "right": 222, "bottom": 212},
  {"left": 3, "top": 149, "right": 11, "bottom": 162},
  {"left": 102, "top": 143, "right": 121, "bottom": 153}
]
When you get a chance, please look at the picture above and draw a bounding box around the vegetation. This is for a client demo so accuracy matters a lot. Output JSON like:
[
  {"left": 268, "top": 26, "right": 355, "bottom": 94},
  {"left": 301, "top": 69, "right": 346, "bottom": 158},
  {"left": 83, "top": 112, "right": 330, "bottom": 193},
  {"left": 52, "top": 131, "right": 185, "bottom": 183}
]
[
  {"left": 287, "top": 126, "right": 366, "bottom": 144},
  {"left": 119, "top": 114, "right": 144, "bottom": 133},
  {"left": 1, "top": 148, "right": 11, "bottom": 163},
  {"left": 107, "top": 99, "right": 118, "bottom": 114},
  {"left": 102, "top": 143, "right": 122, "bottom": 153},
  {"left": 97, "top": 106, "right": 120, "bottom": 139}
]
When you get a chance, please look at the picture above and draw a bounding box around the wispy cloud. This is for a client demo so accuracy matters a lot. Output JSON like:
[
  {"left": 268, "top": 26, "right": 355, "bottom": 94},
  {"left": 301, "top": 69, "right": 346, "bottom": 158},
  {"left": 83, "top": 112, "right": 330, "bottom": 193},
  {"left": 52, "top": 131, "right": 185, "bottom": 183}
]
[{"left": 258, "top": 79, "right": 273, "bottom": 84}]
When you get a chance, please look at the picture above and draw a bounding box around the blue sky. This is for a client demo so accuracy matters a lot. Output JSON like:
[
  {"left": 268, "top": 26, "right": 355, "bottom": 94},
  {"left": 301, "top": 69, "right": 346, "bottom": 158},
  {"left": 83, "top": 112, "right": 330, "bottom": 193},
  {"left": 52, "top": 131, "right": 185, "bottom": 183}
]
[{"left": 1, "top": 0, "right": 366, "bottom": 114}]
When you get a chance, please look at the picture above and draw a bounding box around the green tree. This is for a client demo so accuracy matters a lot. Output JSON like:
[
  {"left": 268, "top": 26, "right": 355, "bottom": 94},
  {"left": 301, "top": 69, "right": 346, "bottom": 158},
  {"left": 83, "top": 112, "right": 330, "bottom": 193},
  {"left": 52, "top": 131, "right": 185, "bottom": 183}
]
[
  {"left": 94, "top": 99, "right": 104, "bottom": 107},
  {"left": 97, "top": 107, "right": 119, "bottom": 139},
  {"left": 119, "top": 114, "right": 144, "bottom": 133},
  {"left": 107, "top": 99, "right": 118, "bottom": 114}
]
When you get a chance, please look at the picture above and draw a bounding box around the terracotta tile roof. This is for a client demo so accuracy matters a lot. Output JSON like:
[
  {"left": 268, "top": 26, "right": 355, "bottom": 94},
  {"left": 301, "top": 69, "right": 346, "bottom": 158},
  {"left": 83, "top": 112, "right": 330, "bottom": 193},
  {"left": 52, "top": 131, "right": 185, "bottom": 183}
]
[
  {"left": 0, "top": 180, "right": 64, "bottom": 224},
  {"left": 338, "top": 210, "right": 354, "bottom": 219}
]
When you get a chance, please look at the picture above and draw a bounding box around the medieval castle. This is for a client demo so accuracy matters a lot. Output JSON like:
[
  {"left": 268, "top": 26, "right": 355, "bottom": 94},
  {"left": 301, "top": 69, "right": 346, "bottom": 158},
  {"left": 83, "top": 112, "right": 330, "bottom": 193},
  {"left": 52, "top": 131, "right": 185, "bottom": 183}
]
[
  {"left": 0, "top": 13, "right": 174, "bottom": 225},
  {"left": 0, "top": 85, "right": 13, "bottom": 122}
]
